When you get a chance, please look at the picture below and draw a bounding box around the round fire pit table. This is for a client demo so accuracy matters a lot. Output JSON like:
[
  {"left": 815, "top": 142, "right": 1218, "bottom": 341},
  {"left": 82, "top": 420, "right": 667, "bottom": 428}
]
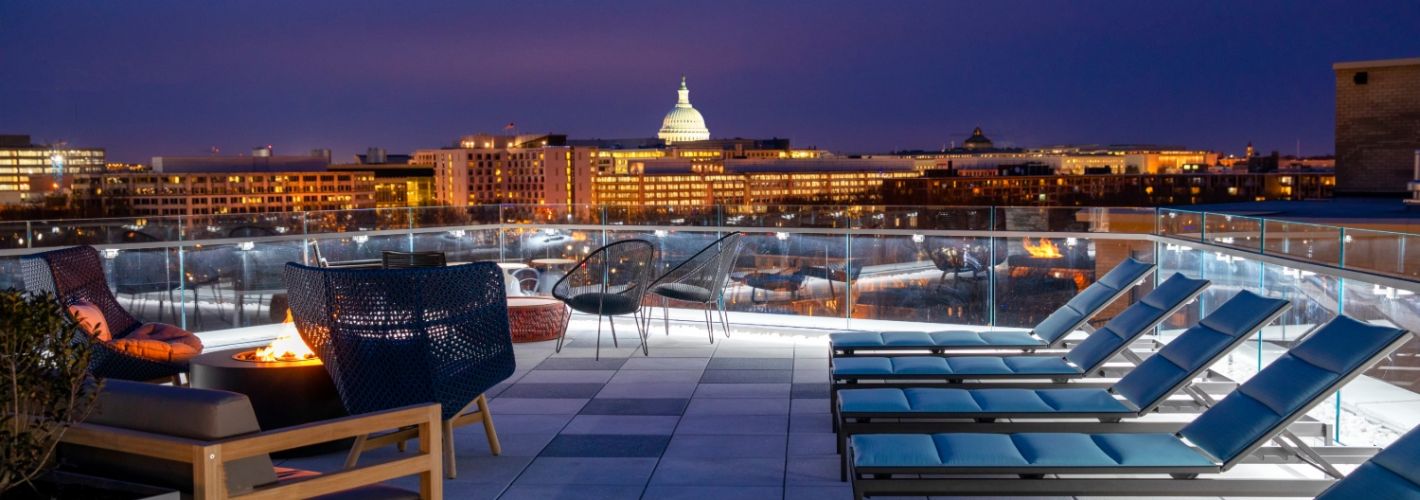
[
  {"left": 507, "top": 296, "right": 567, "bottom": 343},
  {"left": 188, "top": 347, "right": 349, "bottom": 457}
]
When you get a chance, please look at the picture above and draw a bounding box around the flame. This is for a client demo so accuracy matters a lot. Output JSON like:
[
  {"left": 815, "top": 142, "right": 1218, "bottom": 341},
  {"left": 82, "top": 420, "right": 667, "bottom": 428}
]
[
  {"left": 1022, "top": 238, "right": 1063, "bottom": 258},
  {"left": 250, "top": 330, "right": 316, "bottom": 362}
]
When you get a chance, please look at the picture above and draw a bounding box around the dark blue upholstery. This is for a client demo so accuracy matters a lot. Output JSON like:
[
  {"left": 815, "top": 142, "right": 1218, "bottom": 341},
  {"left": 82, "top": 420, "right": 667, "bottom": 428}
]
[
  {"left": 852, "top": 433, "right": 1214, "bottom": 469},
  {"left": 833, "top": 273, "right": 1207, "bottom": 379},
  {"left": 1063, "top": 273, "right": 1209, "bottom": 371},
  {"left": 1112, "top": 290, "right": 1288, "bottom": 410},
  {"left": 1179, "top": 315, "right": 1408, "bottom": 464},
  {"left": 1317, "top": 425, "right": 1420, "bottom": 499},
  {"left": 284, "top": 262, "right": 516, "bottom": 421},
  {"left": 839, "top": 289, "right": 1283, "bottom": 417},
  {"left": 21, "top": 245, "right": 189, "bottom": 381},
  {"left": 829, "top": 257, "right": 1153, "bottom": 350}
]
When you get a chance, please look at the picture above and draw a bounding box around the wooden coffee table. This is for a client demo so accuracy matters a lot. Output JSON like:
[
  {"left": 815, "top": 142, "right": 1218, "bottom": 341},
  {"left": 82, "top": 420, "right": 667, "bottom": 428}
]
[{"left": 507, "top": 296, "right": 567, "bottom": 343}]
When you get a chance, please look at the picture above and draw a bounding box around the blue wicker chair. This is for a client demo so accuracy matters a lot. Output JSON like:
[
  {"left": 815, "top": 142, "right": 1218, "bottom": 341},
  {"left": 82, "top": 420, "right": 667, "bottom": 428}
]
[
  {"left": 647, "top": 232, "right": 746, "bottom": 343},
  {"left": 21, "top": 245, "right": 198, "bottom": 382},
  {"left": 551, "top": 239, "right": 657, "bottom": 359},
  {"left": 283, "top": 261, "right": 515, "bottom": 479}
]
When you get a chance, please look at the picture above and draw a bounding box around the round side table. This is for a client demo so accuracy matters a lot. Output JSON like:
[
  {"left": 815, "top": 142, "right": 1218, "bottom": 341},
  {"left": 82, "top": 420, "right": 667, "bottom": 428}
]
[{"left": 507, "top": 296, "right": 567, "bottom": 343}]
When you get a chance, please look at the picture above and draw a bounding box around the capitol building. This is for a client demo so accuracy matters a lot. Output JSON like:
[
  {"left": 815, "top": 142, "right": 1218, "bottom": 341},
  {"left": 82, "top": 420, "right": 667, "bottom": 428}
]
[{"left": 657, "top": 76, "right": 711, "bottom": 143}]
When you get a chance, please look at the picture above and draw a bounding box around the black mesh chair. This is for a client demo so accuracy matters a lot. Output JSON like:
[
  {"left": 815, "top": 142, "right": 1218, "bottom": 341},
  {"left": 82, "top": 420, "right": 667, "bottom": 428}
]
[
  {"left": 551, "top": 239, "right": 657, "bottom": 359},
  {"left": 647, "top": 232, "right": 746, "bottom": 343},
  {"left": 283, "top": 261, "right": 515, "bottom": 479},
  {"left": 21, "top": 245, "right": 197, "bottom": 382},
  {"left": 381, "top": 250, "right": 447, "bottom": 269}
]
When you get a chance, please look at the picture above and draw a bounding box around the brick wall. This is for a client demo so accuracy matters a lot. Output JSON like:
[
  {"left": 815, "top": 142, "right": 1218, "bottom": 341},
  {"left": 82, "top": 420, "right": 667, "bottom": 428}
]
[{"left": 1334, "top": 61, "right": 1420, "bottom": 195}]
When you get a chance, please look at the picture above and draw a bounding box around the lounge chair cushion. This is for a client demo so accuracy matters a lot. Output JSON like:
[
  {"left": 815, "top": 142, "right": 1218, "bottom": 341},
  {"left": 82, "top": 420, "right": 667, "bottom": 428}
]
[
  {"left": 852, "top": 433, "right": 1214, "bottom": 469},
  {"left": 1112, "top": 290, "right": 1288, "bottom": 410},
  {"left": 62, "top": 380, "right": 278, "bottom": 495},
  {"left": 1061, "top": 273, "right": 1208, "bottom": 371},
  {"left": 67, "top": 299, "right": 112, "bottom": 341},
  {"left": 565, "top": 292, "right": 641, "bottom": 315},
  {"left": 108, "top": 338, "right": 201, "bottom": 363},
  {"left": 1180, "top": 316, "right": 1407, "bottom": 464},
  {"left": 830, "top": 330, "right": 1041, "bottom": 349},
  {"left": 833, "top": 355, "right": 1078, "bottom": 377},
  {"left": 650, "top": 283, "right": 713, "bottom": 303},
  {"left": 1317, "top": 425, "right": 1420, "bottom": 499},
  {"left": 839, "top": 387, "right": 1132, "bottom": 414}
]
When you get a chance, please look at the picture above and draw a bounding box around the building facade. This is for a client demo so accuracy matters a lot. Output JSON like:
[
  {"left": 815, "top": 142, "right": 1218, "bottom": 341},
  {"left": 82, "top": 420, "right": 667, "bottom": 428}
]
[
  {"left": 0, "top": 135, "right": 106, "bottom": 205},
  {"left": 329, "top": 162, "right": 433, "bottom": 208},
  {"left": 883, "top": 172, "right": 1334, "bottom": 207},
  {"left": 78, "top": 170, "right": 376, "bottom": 216},
  {"left": 657, "top": 77, "right": 711, "bottom": 144},
  {"left": 423, "top": 134, "right": 594, "bottom": 207},
  {"left": 595, "top": 157, "right": 918, "bottom": 206},
  {"left": 1334, "top": 57, "right": 1420, "bottom": 195}
]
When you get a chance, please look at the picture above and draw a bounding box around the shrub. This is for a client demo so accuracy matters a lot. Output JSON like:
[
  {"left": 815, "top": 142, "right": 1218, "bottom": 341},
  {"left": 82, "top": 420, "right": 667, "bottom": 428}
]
[{"left": 0, "top": 290, "right": 100, "bottom": 493}]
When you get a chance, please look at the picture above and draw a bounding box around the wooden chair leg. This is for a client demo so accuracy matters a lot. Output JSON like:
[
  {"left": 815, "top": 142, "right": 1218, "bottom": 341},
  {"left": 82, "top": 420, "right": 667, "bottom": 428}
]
[
  {"left": 344, "top": 434, "right": 368, "bottom": 469},
  {"left": 477, "top": 394, "right": 501, "bottom": 456},
  {"left": 442, "top": 419, "right": 456, "bottom": 479}
]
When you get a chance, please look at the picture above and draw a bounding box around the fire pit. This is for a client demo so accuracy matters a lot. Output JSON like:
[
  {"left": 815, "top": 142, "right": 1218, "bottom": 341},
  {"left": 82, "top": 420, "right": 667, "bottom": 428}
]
[{"left": 188, "top": 328, "right": 348, "bottom": 457}]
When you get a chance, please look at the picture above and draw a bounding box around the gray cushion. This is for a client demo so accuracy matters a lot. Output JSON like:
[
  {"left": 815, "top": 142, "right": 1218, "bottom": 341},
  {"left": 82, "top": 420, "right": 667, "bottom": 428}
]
[
  {"left": 63, "top": 380, "right": 278, "bottom": 495},
  {"left": 650, "top": 283, "right": 713, "bottom": 303}
]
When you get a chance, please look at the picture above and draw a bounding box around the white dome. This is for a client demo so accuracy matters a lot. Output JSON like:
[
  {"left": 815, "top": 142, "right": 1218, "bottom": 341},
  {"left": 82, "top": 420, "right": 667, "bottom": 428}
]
[{"left": 657, "top": 76, "right": 710, "bottom": 143}]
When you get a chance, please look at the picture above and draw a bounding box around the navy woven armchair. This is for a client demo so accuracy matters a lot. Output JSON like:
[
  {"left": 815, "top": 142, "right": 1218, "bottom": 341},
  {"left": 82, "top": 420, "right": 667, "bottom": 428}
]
[
  {"left": 21, "top": 245, "right": 202, "bottom": 382},
  {"left": 647, "top": 232, "right": 746, "bottom": 343},
  {"left": 551, "top": 239, "right": 657, "bottom": 359},
  {"left": 283, "top": 261, "right": 515, "bottom": 479}
]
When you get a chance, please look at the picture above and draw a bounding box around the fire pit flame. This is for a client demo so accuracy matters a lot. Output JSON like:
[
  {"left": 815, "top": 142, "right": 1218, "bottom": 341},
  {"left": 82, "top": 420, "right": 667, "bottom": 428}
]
[
  {"left": 1022, "top": 238, "right": 1063, "bottom": 259},
  {"left": 234, "top": 331, "right": 316, "bottom": 363}
]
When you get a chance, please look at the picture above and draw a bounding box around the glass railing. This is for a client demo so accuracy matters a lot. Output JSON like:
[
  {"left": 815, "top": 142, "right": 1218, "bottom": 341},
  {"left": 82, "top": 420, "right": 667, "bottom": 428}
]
[{"left": 0, "top": 203, "right": 1417, "bottom": 447}]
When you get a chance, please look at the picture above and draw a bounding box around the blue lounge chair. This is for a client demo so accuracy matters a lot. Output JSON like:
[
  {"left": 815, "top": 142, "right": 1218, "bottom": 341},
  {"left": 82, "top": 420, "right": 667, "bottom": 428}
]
[
  {"left": 844, "top": 315, "right": 1411, "bottom": 499},
  {"left": 829, "top": 257, "right": 1155, "bottom": 355},
  {"left": 834, "top": 290, "right": 1289, "bottom": 478},
  {"left": 1315, "top": 424, "right": 1420, "bottom": 499},
  {"left": 831, "top": 273, "right": 1208, "bottom": 393}
]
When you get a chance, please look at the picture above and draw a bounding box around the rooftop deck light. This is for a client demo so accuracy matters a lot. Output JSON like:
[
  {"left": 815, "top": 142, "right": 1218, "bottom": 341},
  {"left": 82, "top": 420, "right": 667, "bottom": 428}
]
[
  {"left": 776, "top": 232, "right": 790, "bottom": 241},
  {"left": 448, "top": 230, "right": 466, "bottom": 238},
  {"left": 238, "top": 241, "right": 255, "bottom": 251},
  {"left": 654, "top": 230, "right": 668, "bottom": 238},
  {"left": 911, "top": 234, "right": 925, "bottom": 243},
  {"left": 103, "top": 248, "right": 120, "bottom": 259},
  {"left": 353, "top": 235, "right": 368, "bottom": 244}
]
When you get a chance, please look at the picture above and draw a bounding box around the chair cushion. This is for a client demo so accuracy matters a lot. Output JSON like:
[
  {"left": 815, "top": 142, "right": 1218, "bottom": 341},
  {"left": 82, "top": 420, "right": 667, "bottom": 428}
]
[
  {"left": 833, "top": 355, "right": 1079, "bottom": 377},
  {"left": 1318, "top": 425, "right": 1420, "bottom": 499},
  {"left": 744, "top": 272, "right": 804, "bottom": 291},
  {"left": 107, "top": 338, "right": 201, "bottom": 362},
  {"left": 126, "top": 322, "right": 205, "bottom": 351},
  {"left": 829, "top": 330, "right": 1042, "bottom": 349},
  {"left": 650, "top": 283, "right": 712, "bottom": 303},
  {"left": 67, "top": 300, "right": 112, "bottom": 341},
  {"left": 1179, "top": 315, "right": 1408, "bottom": 464},
  {"left": 566, "top": 292, "right": 641, "bottom": 315},
  {"left": 64, "top": 380, "right": 278, "bottom": 495},
  {"left": 852, "top": 432, "right": 1215, "bottom": 469},
  {"left": 839, "top": 387, "right": 1132, "bottom": 414}
]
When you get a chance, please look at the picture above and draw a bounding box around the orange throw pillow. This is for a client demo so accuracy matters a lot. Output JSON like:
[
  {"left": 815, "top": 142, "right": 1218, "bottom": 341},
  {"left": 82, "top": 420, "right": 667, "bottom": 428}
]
[
  {"left": 67, "top": 300, "right": 111, "bottom": 341},
  {"left": 108, "top": 338, "right": 181, "bottom": 362},
  {"left": 127, "top": 322, "right": 204, "bottom": 352}
]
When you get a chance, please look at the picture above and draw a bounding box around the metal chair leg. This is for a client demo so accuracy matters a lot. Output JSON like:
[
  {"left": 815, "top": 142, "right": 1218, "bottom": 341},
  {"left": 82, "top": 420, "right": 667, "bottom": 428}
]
[
  {"left": 555, "top": 305, "right": 572, "bottom": 353},
  {"left": 634, "top": 310, "right": 650, "bottom": 356},
  {"left": 595, "top": 314, "right": 603, "bottom": 360},
  {"left": 717, "top": 301, "right": 732, "bottom": 338},
  {"left": 609, "top": 314, "right": 619, "bottom": 348},
  {"left": 663, "top": 296, "right": 671, "bottom": 336}
]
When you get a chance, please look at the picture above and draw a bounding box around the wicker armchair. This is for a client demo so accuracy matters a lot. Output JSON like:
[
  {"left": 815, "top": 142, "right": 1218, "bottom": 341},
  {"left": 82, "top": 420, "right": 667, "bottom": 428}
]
[
  {"left": 21, "top": 245, "right": 200, "bottom": 382},
  {"left": 551, "top": 239, "right": 657, "bottom": 359},
  {"left": 646, "top": 232, "right": 745, "bottom": 343},
  {"left": 283, "top": 261, "right": 515, "bottom": 479}
]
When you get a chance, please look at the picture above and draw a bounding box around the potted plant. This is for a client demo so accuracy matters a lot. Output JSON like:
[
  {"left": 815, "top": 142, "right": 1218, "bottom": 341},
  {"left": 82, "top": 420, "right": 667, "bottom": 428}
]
[{"left": 1, "top": 291, "right": 172, "bottom": 499}]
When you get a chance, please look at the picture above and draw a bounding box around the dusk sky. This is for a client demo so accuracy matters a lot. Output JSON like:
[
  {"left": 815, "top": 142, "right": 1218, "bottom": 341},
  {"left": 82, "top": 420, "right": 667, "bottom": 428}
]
[{"left": 3, "top": 1, "right": 1418, "bottom": 163}]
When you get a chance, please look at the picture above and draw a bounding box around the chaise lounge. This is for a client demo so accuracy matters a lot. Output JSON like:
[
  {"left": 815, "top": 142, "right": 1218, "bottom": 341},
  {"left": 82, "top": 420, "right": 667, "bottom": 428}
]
[
  {"left": 844, "top": 315, "right": 1411, "bottom": 498},
  {"left": 828, "top": 257, "right": 1154, "bottom": 356}
]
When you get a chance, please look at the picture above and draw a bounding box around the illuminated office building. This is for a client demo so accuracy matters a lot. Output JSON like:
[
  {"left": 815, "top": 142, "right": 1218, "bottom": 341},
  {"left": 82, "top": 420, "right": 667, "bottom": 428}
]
[
  {"left": 0, "top": 135, "right": 106, "bottom": 205},
  {"left": 329, "top": 159, "right": 433, "bottom": 208},
  {"left": 422, "top": 134, "right": 593, "bottom": 206},
  {"left": 77, "top": 170, "right": 376, "bottom": 216},
  {"left": 594, "top": 157, "right": 918, "bottom": 206},
  {"left": 883, "top": 171, "right": 1333, "bottom": 206}
]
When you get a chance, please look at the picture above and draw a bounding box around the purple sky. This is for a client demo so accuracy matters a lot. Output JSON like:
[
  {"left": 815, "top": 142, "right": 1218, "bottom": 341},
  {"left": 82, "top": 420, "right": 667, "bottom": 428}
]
[{"left": 3, "top": 1, "right": 1418, "bottom": 163}]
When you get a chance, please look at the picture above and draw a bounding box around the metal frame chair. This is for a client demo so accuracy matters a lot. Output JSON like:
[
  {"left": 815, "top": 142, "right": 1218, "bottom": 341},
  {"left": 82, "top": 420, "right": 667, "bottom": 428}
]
[
  {"left": 22, "top": 245, "right": 192, "bottom": 382},
  {"left": 283, "top": 261, "right": 515, "bottom": 479},
  {"left": 551, "top": 239, "right": 657, "bottom": 360},
  {"left": 646, "top": 232, "right": 746, "bottom": 343}
]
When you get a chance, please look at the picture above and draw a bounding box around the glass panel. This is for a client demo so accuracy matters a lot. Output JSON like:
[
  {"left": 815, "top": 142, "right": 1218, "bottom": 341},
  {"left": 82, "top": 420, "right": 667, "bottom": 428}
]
[
  {"left": 1158, "top": 208, "right": 1203, "bottom": 241},
  {"left": 1344, "top": 228, "right": 1420, "bottom": 280},
  {"left": 992, "top": 236, "right": 1151, "bottom": 328},
  {"left": 846, "top": 232, "right": 991, "bottom": 330},
  {"left": 1263, "top": 219, "right": 1342, "bottom": 266},
  {"left": 1203, "top": 213, "right": 1263, "bottom": 252}
]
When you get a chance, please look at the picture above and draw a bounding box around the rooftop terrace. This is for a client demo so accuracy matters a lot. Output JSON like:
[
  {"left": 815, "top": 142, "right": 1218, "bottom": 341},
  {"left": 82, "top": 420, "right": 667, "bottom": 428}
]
[{"left": 3, "top": 204, "right": 1418, "bottom": 499}]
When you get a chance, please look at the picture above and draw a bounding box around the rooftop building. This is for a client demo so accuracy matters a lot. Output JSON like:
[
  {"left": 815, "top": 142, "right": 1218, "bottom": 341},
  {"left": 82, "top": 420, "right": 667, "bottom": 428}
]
[
  {"left": 1333, "top": 57, "right": 1420, "bottom": 196},
  {"left": 0, "top": 134, "right": 106, "bottom": 205}
]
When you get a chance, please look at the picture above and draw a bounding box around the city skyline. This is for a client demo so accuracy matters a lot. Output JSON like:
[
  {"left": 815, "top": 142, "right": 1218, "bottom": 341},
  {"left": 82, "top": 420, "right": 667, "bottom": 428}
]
[{"left": 3, "top": 0, "right": 1419, "bottom": 162}]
